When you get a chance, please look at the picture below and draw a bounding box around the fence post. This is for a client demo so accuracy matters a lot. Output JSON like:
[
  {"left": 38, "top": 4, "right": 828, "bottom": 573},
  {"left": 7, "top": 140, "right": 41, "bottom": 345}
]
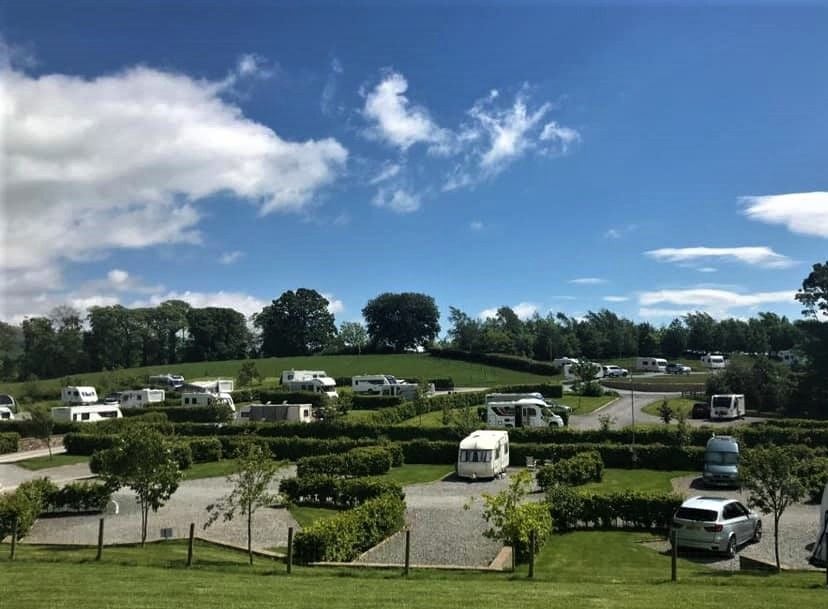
[
  {"left": 187, "top": 522, "right": 195, "bottom": 567},
  {"left": 671, "top": 529, "right": 677, "bottom": 582},
  {"left": 528, "top": 530, "right": 536, "bottom": 579},
  {"left": 404, "top": 529, "right": 411, "bottom": 577},
  {"left": 9, "top": 518, "right": 17, "bottom": 560},
  {"left": 286, "top": 527, "right": 293, "bottom": 574},
  {"left": 96, "top": 518, "right": 105, "bottom": 561}
]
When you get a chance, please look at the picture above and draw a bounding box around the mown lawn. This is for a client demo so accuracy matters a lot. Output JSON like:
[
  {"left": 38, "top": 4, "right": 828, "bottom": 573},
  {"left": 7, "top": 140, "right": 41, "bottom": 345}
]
[
  {"left": 1, "top": 535, "right": 824, "bottom": 609},
  {"left": 12, "top": 453, "right": 90, "bottom": 471},
  {"left": 641, "top": 398, "right": 698, "bottom": 418},
  {"left": 287, "top": 504, "right": 341, "bottom": 529},
  {"left": 379, "top": 464, "right": 454, "bottom": 485},
  {"left": 558, "top": 393, "right": 617, "bottom": 414},
  {"left": 579, "top": 468, "right": 695, "bottom": 494}
]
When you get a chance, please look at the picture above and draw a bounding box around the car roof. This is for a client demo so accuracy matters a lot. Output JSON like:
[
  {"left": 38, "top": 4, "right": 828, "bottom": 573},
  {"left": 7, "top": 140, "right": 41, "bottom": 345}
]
[{"left": 681, "top": 496, "right": 738, "bottom": 511}]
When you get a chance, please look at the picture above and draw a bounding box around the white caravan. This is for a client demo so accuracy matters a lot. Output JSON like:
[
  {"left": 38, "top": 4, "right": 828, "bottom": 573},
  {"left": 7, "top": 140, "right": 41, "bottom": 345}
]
[
  {"left": 181, "top": 392, "right": 236, "bottom": 412},
  {"left": 280, "top": 370, "right": 329, "bottom": 384},
  {"left": 0, "top": 406, "right": 14, "bottom": 421},
  {"left": 61, "top": 386, "right": 99, "bottom": 405},
  {"left": 52, "top": 404, "right": 122, "bottom": 423},
  {"left": 148, "top": 374, "right": 185, "bottom": 388},
  {"left": 701, "top": 354, "right": 726, "bottom": 369},
  {"left": 352, "top": 375, "right": 419, "bottom": 399},
  {"left": 0, "top": 394, "right": 16, "bottom": 412},
  {"left": 710, "top": 394, "right": 746, "bottom": 420},
  {"left": 457, "top": 430, "right": 510, "bottom": 480},
  {"left": 185, "top": 379, "right": 235, "bottom": 393},
  {"left": 485, "top": 394, "right": 564, "bottom": 428},
  {"left": 245, "top": 403, "right": 314, "bottom": 423},
  {"left": 636, "top": 357, "right": 668, "bottom": 373},
  {"left": 119, "top": 388, "right": 166, "bottom": 409}
]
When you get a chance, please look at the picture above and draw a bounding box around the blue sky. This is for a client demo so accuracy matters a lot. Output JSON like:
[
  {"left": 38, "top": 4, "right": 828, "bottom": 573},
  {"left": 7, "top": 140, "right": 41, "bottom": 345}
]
[{"left": 3, "top": 2, "right": 828, "bottom": 329}]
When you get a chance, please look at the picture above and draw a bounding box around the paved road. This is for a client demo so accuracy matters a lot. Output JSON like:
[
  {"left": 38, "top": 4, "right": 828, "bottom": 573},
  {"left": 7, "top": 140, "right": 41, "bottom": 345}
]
[
  {"left": 0, "top": 461, "right": 92, "bottom": 492},
  {"left": 0, "top": 445, "right": 67, "bottom": 464}
]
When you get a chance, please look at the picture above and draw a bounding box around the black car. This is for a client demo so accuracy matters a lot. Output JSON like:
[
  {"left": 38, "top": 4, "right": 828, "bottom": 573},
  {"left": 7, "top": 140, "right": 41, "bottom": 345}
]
[
  {"left": 666, "top": 362, "right": 692, "bottom": 375},
  {"left": 691, "top": 402, "right": 710, "bottom": 419}
]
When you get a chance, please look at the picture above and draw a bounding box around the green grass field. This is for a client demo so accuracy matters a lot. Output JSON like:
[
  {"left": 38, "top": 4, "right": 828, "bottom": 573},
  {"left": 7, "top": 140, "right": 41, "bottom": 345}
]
[
  {"left": 12, "top": 453, "right": 90, "bottom": 471},
  {"left": 580, "top": 468, "right": 695, "bottom": 494},
  {"left": 2, "top": 534, "right": 823, "bottom": 609},
  {"left": 558, "top": 393, "right": 616, "bottom": 414},
  {"left": 379, "top": 464, "right": 454, "bottom": 485},
  {"left": 641, "top": 398, "right": 697, "bottom": 418},
  {"left": 0, "top": 354, "right": 560, "bottom": 399}
]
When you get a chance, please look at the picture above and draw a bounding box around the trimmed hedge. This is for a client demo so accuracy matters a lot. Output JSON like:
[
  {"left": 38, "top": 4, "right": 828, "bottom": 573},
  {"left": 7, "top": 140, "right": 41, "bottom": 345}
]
[
  {"left": 547, "top": 486, "right": 683, "bottom": 532},
  {"left": 217, "top": 435, "right": 377, "bottom": 461},
  {"left": 122, "top": 405, "right": 233, "bottom": 424},
  {"left": 428, "top": 377, "right": 454, "bottom": 390},
  {"left": 253, "top": 390, "right": 329, "bottom": 409},
  {"left": 296, "top": 446, "right": 397, "bottom": 478},
  {"left": 64, "top": 433, "right": 117, "bottom": 456},
  {"left": 279, "top": 475, "right": 404, "bottom": 509},
  {"left": 0, "top": 478, "right": 56, "bottom": 541},
  {"left": 536, "top": 451, "right": 603, "bottom": 491},
  {"left": 427, "top": 348, "right": 561, "bottom": 376},
  {"left": 44, "top": 481, "right": 112, "bottom": 514},
  {"left": 351, "top": 395, "right": 404, "bottom": 410},
  {"left": 293, "top": 492, "right": 406, "bottom": 563},
  {"left": 188, "top": 437, "right": 223, "bottom": 463},
  {"left": 601, "top": 380, "right": 704, "bottom": 393},
  {"left": 0, "top": 420, "right": 79, "bottom": 438},
  {"left": 0, "top": 431, "right": 19, "bottom": 454}
]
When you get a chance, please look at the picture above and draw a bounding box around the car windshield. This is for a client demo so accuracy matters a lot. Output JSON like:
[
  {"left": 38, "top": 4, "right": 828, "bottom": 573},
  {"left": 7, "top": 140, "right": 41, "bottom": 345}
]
[
  {"left": 675, "top": 507, "right": 718, "bottom": 521},
  {"left": 706, "top": 451, "right": 739, "bottom": 465}
]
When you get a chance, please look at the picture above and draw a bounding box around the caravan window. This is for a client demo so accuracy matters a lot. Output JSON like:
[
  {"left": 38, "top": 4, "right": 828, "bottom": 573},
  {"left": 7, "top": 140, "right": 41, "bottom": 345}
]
[
  {"left": 81, "top": 413, "right": 90, "bottom": 421},
  {"left": 99, "top": 410, "right": 118, "bottom": 419}
]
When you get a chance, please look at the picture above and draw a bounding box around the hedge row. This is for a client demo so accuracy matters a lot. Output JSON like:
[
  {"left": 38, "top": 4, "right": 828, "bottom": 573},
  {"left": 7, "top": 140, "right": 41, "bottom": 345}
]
[
  {"left": 0, "top": 432, "right": 19, "bottom": 454},
  {"left": 296, "top": 445, "right": 403, "bottom": 478},
  {"left": 0, "top": 420, "right": 79, "bottom": 438},
  {"left": 279, "top": 475, "right": 404, "bottom": 509},
  {"left": 351, "top": 395, "right": 404, "bottom": 410},
  {"left": 232, "top": 389, "right": 329, "bottom": 409},
  {"left": 217, "top": 435, "right": 378, "bottom": 461},
  {"left": 536, "top": 451, "right": 603, "bottom": 491},
  {"left": 601, "top": 380, "right": 705, "bottom": 393},
  {"left": 121, "top": 405, "right": 233, "bottom": 423},
  {"left": 547, "top": 487, "right": 683, "bottom": 532},
  {"left": 428, "top": 348, "right": 561, "bottom": 376},
  {"left": 44, "top": 480, "right": 112, "bottom": 514},
  {"left": 370, "top": 390, "right": 489, "bottom": 425},
  {"left": 293, "top": 492, "right": 406, "bottom": 563}
]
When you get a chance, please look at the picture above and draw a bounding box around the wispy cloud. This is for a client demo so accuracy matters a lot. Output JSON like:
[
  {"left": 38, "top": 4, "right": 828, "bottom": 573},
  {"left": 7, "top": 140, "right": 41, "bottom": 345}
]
[
  {"left": 369, "top": 162, "right": 402, "bottom": 185},
  {"left": 603, "top": 296, "right": 629, "bottom": 302},
  {"left": 372, "top": 188, "right": 421, "bottom": 213},
  {"left": 742, "top": 192, "right": 828, "bottom": 238},
  {"left": 569, "top": 277, "right": 608, "bottom": 285},
  {"left": 321, "top": 57, "right": 344, "bottom": 116},
  {"left": 469, "top": 220, "right": 484, "bottom": 231},
  {"left": 638, "top": 288, "right": 795, "bottom": 319},
  {"left": 644, "top": 246, "right": 795, "bottom": 269},
  {"left": 219, "top": 251, "right": 244, "bottom": 265},
  {"left": 697, "top": 267, "right": 717, "bottom": 273},
  {"left": 604, "top": 224, "right": 637, "bottom": 239}
]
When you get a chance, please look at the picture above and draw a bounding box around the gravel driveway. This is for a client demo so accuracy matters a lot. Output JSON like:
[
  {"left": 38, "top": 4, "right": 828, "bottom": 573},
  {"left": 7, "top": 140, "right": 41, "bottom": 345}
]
[{"left": 0, "top": 462, "right": 93, "bottom": 491}]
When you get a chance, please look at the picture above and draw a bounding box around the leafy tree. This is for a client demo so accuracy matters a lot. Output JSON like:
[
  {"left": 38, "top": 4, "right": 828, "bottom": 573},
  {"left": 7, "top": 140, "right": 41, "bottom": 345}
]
[
  {"left": 570, "top": 360, "right": 602, "bottom": 396},
  {"left": 28, "top": 405, "right": 55, "bottom": 458},
  {"left": 254, "top": 289, "right": 337, "bottom": 357},
  {"left": 660, "top": 319, "right": 688, "bottom": 358},
  {"left": 205, "top": 444, "right": 279, "bottom": 564},
  {"left": 185, "top": 307, "right": 251, "bottom": 361},
  {"left": 0, "top": 321, "right": 23, "bottom": 381},
  {"left": 479, "top": 470, "right": 552, "bottom": 563},
  {"left": 362, "top": 292, "right": 440, "bottom": 352},
  {"left": 237, "top": 361, "right": 262, "bottom": 387},
  {"left": 795, "top": 261, "right": 828, "bottom": 317},
  {"left": 447, "top": 307, "right": 482, "bottom": 352},
  {"left": 95, "top": 426, "right": 182, "bottom": 546},
  {"left": 793, "top": 261, "right": 828, "bottom": 416},
  {"left": 636, "top": 322, "right": 661, "bottom": 357},
  {"left": 741, "top": 445, "right": 805, "bottom": 571},
  {"left": 684, "top": 311, "right": 717, "bottom": 353},
  {"left": 657, "top": 401, "right": 674, "bottom": 424},
  {"left": 338, "top": 321, "right": 369, "bottom": 354}
]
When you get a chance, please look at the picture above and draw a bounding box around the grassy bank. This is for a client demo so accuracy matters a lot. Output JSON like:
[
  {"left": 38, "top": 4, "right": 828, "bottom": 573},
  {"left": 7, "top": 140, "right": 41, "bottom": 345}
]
[
  {"left": 13, "top": 454, "right": 90, "bottom": 471},
  {"left": 641, "top": 398, "right": 698, "bottom": 418}
]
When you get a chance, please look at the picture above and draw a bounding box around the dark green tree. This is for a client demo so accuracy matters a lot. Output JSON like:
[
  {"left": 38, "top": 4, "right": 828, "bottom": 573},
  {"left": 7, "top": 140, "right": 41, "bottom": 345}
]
[
  {"left": 793, "top": 261, "right": 828, "bottom": 415},
  {"left": 254, "top": 289, "right": 337, "bottom": 357},
  {"left": 185, "top": 307, "right": 250, "bottom": 361},
  {"left": 362, "top": 292, "right": 440, "bottom": 352},
  {"left": 660, "top": 318, "right": 688, "bottom": 358}
]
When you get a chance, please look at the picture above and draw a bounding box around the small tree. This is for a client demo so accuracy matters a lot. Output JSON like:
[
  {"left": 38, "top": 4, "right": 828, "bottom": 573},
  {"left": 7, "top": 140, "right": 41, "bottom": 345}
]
[
  {"left": 28, "top": 405, "right": 55, "bottom": 459},
  {"left": 479, "top": 470, "right": 552, "bottom": 563},
  {"left": 95, "top": 426, "right": 182, "bottom": 546},
  {"left": 571, "top": 360, "right": 601, "bottom": 396},
  {"left": 597, "top": 413, "right": 616, "bottom": 431},
  {"left": 237, "top": 361, "right": 262, "bottom": 387},
  {"left": 205, "top": 444, "right": 279, "bottom": 564},
  {"left": 658, "top": 401, "right": 674, "bottom": 424},
  {"left": 741, "top": 445, "right": 805, "bottom": 571},
  {"left": 338, "top": 321, "right": 369, "bottom": 355}
]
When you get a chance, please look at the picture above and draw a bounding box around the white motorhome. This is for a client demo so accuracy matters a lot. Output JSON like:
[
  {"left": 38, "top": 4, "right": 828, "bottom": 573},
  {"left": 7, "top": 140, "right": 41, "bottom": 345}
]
[
  {"left": 51, "top": 404, "right": 122, "bottom": 423},
  {"left": 352, "top": 375, "right": 419, "bottom": 399},
  {"left": 457, "top": 430, "right": 510, "bottom": 480},
  {"left": 280, "top": 370, "right": 329, "bottom": 384},
  {"left": 701, "top": 353, "right": 726, "bottom": 369},
  {"left": 556, "top": 359, "right": 604, "bottom": 381},
  {"left": 636, "top": 357, "right": 667, "bottom": 373},
  {"left": 148, "top": 374, "right": 185, "bottom": 388},
  {"left": 119, "top": 388, "right": 166, "bottom": 409},
  {"left": 0, "top": 406, "right": 14, "bottom": 421},
  {"left": 281, "top": 370, "right": 338, "bottom": 399},
  {"left": 244, "top": 403, "right": 314, "bottom": 424},
  {"left": 185, "top": 379, "right": 235, "bottom": 393},
  {"left": 485, "top": 394, "right": 564, "bottom": 428},
  {"left": 181, "top": 392, "right": 236, "bottom": 412},
  {"left": 61, "top": 386, "right": 99, "bottom": 406},
  {"left": 710, "top": 394, "right": 745, "bottom": 420}
]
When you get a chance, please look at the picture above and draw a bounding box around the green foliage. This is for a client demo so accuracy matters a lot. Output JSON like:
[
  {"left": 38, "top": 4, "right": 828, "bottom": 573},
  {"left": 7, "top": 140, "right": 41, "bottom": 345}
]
[
  {"left": 254, "top": 289, "right": 337, "bottom": 357},
  {"left": 236, "top": 361, "right": 262, "bottom": 387},
  {"left": 658, "top": 401, "right": 674, "bottom": 424},
  {"left": 0, "top": 431, "right": 19, "bottom": 453},
  {"left": 429, "top": 348, "right": 561, "bottom": 376},
  {"left": 598, "top": 414, "right": 615, "bottom": 431},
  {"left": 44, "top": 481, "right": 112, "bottom": 514},
  {"left": 28, "top": 403, "right": 55, "bottom": 457},
  {"left": 279, "top": 475, "right": 404, "bottom": 508},
  {"left": 335, "top": 321, "right": 369, "bottom": 355},
  {"left": 535, "top": 451, "right": 604, "bottom": 491},
  {"left": 187, "top": 437, "right": 223, "bottom": 463},
  {"left": 351, "top": 395, "right": 403, "bottom": 409},
  {"left": 795, "top": 456, "right": 828, "bottom": 503},
  {"left": 122, "top": 404, "right": 234, "bottom": 423},
  {"left": 705, "top": 356, "right": 794, "bottom": 414},
  {"left": 0, "top": 478, "right": 57, "bottom": 542},
  {"left": 546, "top": 486, "right": 683, "bottom": 532},
  {"left": 296, "top": 446, "right": 396, "bottom": 478},
  {"left": 480, "top": 470, "right": 552, "bottom": 563},
  {"left": 363, "top": 292, "right": 440, "bottom": 352},
  {"left": 293, "top": 492, "right": 406, "bottom": 563},
  {"left": 184, "top": 307, "right": 251, "bottom": 362}
]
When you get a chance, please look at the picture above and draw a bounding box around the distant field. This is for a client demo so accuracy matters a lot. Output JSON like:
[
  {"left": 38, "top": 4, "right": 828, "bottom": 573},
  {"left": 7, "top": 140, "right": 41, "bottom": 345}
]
[{"left": 0, "top": 354, "right": 559, "bottom": 398}]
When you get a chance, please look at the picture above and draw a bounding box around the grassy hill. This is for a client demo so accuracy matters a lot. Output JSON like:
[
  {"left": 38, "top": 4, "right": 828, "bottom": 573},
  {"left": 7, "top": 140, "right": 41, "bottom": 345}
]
[{"left": 0, "top": 354, "right": 560, "bottom": 399}]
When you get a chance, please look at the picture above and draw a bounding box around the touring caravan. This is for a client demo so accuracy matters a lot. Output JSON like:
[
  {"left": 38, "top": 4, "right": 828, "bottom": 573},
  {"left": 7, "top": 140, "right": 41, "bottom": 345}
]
[
  {"left": 485, "top": 394, "right": 565, "bottom": 428},
  {"left": 148, "top": 374, "right": 185, "bottom": 388},
  {"left": 61, "top": 386, "right": 99, "bottom": 406},
  {"left": 710, "top": 394, "right": 745, "bottom": 420},
  {"left": 184, "top": 379, "right": 235, "bottom": 394},
  {"left": 245, "top": 403, "right": 314, "bottom": 423},
  {"left": 701, "top": 353, "right": 726, "bottom": 369},
  {"left": 119, "top": 389, "right": 166, "bottom": 409},
  {"left": 352, "top": 375, "right": 419, "bottom": 399},
  {"left": 703, "top": 435, "right": 740, "bottom": 487},
  {"left": 52, "top": 404, "right": 122, "bottom": 423},
  {"left": 636, "top": 357, "right": 667, "bottom": 373},
  {"left": 0, "top": 394, "right": 16, "bottom": 412},
  {"left": 181, "top": 392, "right": 236, "bottom": 412},
  {"left": 280, "top": 370, "right": 329, "bottom": 384},
  {"left": 457, "top": 430, "right": 509, "bottom": 480}
]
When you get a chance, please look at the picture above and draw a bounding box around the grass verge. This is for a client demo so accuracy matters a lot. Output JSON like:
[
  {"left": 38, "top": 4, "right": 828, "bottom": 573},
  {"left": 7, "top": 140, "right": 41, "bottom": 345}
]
[
  {"left": 12, "top": 453, "right": 90, "bottom": 471},
  {"left": 641, "top": 398, "right": 697, "bottom": 418},
  {"left": 579, "top": 468, "right": 696, "bottom": 494},
  {"left": 559, "top": 393, "right": 616, "bottom": 414}
]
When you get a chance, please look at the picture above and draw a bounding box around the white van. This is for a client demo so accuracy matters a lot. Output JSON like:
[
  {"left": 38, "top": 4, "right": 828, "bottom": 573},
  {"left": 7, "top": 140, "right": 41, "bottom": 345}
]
[
  {"left": 352, "top": 375, "right": 418, "bottom": 399},
  {"left": 52, "top": 404, "right": 122, "bottom": 423},
  {"left": 283, "top": 377, "right": 338, "bottom": 400},
  {"left": 181, "top": 392, "right": 236, "bottom": 412},
  {"left": 485, "top": 394, "right": 564, "bottom": 428},
  {"left": 636, "top": 357, "right": 667, "bottom": 373},
  {"left": 702, "top": 354, "right": 726, "bottom": 369},
  {"left": 61, "top": 386, "right": 99, "bottom": 405},
  {"left": 710, "top": 394, "right": 745, "bottom": 420},
  {"left": 119, "top": 388, "right": 166, "bottom": 409},
  {"left": 148, "top": 374, "right": 185, "bottom": 388},
  {"left": 457, "top": 430, "right": 509, "bottom": 480},
  {"left": 280, "top": 370, "right": 329, "bottom": 384}
]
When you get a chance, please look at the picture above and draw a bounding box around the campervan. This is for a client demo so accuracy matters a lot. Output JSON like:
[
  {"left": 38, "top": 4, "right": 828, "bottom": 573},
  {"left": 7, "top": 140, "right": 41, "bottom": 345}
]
[
  {"left": 51, "top": 404, "right": 122, "bottom": 423},
  {"left": 710, "top": 394, "right": 745, "bottom": 420},
  {"left": 703, "top": 435, "right": 740, "bottom": 487},
  {"left": 485, "top": 394, "right": 564, "bottom": 428},
  {"left": 559, "top": 360, "right": 604, "bottom": 381},
  {"left": 185, "top": 379, "right": 234, "bottom": 394},
  {"left": 352, "top": 375, "right": 419, "bottom": 399},
  {"left": 148, "top": 374, "right": 185, "bottom": 388},
  {"left": 280, "top": 370, "right": 329, "bottom": 384},
  {"left": 245, "top": 403, "right": 314, "bottom": 423},
  {"left": 119, "top": 389, "right": 166, "bottom": 409},
  {"left": 636, "top": 357, "right": 667, "bottom": 373},
  {"left": 0, "top": 406, "right": 13, "bottom": 421},
  {"left": 61, "top": 386, "right": 99, "bottom": 406},
  {"left": 181, "top": 392, "right": 236, "bottom": 412},
  {"left": 457, "top": 430, "right": 510, "bottom": 480},
  {"left": 701, "top": 353, "right": 726, "bottom": 369}
]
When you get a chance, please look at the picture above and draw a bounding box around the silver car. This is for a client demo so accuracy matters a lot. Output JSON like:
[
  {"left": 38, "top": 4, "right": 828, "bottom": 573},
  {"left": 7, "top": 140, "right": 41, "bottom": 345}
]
[{"left": 671, "top": 496, "right": 762, "bottom": 557}]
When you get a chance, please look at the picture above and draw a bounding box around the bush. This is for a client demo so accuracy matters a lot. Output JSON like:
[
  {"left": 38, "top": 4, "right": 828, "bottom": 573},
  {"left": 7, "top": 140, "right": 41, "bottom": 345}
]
[
  {"left": 122, "top": 405, "right": 233, "bottom": 424},
  {"left": 188, "top": 437, "right": 223, "bottom": 463},
  {"left": 0, "top": 431, "right": 19, "bottom": 454},
  {"left": 64, "top": 433, "right": 117, "bottom": 456},
  {"left": 279, "top": 475, "right": 404, "bottom": 508},
  {"left": 0, "top": 478, "right": 57, "bottom": 541},
  {"left": 536, "top": 451, "right": 603, "bottom": 491},
  {"left": 351, "top": 395, "right": 404, "bottom": 410},
  {"left": 0, "top": 419, "right": 79, "bottom": 438},
  {"left": 797, "top": 456, "right": 828, "bottom": 503},
  {"left": 293, "top": 492, "right": 405, "bottom": 563},
  {"left": 257, "top": 390, "right": 329, "bottom": 409},
  {"left": 296, "top": 446, "right": 396, "bottom": 478},
  {"left": 428, "top": 377, "right": 454, "bottom": 390},
  {"left": 546, "top": 486, "right": 683, "bottom": 532},
  {"left": 44, "top": 481, "right": 112, "bottom": 514},
  {"left": 217, "top": 435, "right": 375, "bottom": 461},
  {"left": 170, "top": 442, "right": 193, "bottom": 470}
]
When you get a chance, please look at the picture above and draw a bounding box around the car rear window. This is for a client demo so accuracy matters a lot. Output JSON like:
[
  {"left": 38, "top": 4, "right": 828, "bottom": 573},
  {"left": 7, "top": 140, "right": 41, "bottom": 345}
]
[{"left": 675, "top": 507, "right": 717, "bottom": 521}]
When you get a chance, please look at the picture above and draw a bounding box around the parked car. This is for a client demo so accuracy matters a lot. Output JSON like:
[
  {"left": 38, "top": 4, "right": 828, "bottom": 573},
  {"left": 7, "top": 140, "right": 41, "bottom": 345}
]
[
  {"left": 602, "top": 365, "right": 629, "bottom": 377},
  {"left": 671, "top": 496, "right": 761, "bottom": 557},
  {"left": 666, "top": 362, "right": 692, "bottom": 375},
  {"left": 691, "top": 402, "right": 710, "bottom": 419}
]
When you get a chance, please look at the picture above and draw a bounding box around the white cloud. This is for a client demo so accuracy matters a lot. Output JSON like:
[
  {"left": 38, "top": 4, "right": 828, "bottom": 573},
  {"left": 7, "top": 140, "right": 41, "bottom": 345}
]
[
  {"left": 478, "top": 302, "right": 538, "bottom": 320},
  {"left": 697, "top": 267, "right": 718, "bottom": 273},
  {"left": 0, "top": 61, "right": 348, "bottom": 274},
  {"left": 603, "top": 296, "right": 629, "bottom": 303},
  {"left": 479, "top": 307, "right": 498, "bottom": 320},
  {"left": 469, "top": 220, "right": 484, "bottom": 231},
  {"left": 219, "top": 251, "right": 245, "bottom": 265},
  {"left": 369, "top": 162, "right": 402, "bottom": 185},
  {"left": 322, "top": 293, "right": 345, "bottom": 316},
  {"left": 362, "top": 71, "right": 447, "bottom": 150},
  {"left": 133, "top": 290, "right": 268, "bottom": 319},
  {"left": 568, "top": 277, "right": 608, "bottom": 285},
  {"left": 604, "top": 228, "right": 621, "bottom": 239},
  {"left": 372, "top": 188, "right": 421, "bottom": 213},
  {"left": 742, "top": 192, "right": 828, "bottom": 238},
  {"left": 644, "top": 246, "right": 795, "bottom": 269},
  {"left": 107, "top": 269, "right": 130, "bottom": 285},
  {"left": 539, "top": 121, "right": 580, "bottom": 153},
  {"left": 321, "top": 57, "right": 343, "bottom": 116},
  {"left": 638, "top": 288, "right": 795, "bottom": 319},
  {"left": 604, "top": 224, "right": 637, "bottom": 240}
]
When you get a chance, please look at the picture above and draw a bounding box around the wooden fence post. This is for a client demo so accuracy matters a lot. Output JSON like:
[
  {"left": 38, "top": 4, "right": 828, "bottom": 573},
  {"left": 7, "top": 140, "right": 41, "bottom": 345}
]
[
  {"left": 528, "top": 530, "right": 536, "bottom": 579},
  {"left": 671, "top": 529, "right": 678, "bottom": 582},
  {"left": 9, "top": 518, "right": 18, "bottom": 560},
  {"left": 286, "top": 527, "right": 293, "bottom": 574},
  {"left": 187, "top": 523, "right": 195, "bottom": 567},
  {"left": 96, "top": 518, "right": 105, "bottom": 561},
  {"left": 404, "top": 529, "right": 411, "bottom": 577}
]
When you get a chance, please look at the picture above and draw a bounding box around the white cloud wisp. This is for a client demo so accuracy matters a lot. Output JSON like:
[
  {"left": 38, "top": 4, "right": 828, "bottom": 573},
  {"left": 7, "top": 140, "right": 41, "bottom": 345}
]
[
  {"left": 644, "top": 246, "right": 795, "bottom": 269},
  {"left": 742, "top": 192, "right": 828, "bottom": 238}
]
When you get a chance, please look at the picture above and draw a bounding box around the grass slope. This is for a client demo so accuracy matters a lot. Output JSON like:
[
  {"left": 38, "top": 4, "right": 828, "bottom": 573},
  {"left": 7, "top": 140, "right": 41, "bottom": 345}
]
[{"left": 13, "top": 454, "right": 90, "bottom": 471}]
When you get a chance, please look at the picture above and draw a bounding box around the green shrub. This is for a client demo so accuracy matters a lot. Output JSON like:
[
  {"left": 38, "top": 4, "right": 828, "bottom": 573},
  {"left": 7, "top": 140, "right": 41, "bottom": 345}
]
[
  {"left": 352, "top": 395, "right": 404, "bottom": 410},
  {"left": 44, "top": 481, "right": 112, "bottom": 513},
  {"left": 279, "top": 475, "right": 404, "bottom": 508},
  {"left": 536, "top": 451, "right": 603, "bottom": 491},
  {"left": 0, "top": 431, "right": 19, "bottom": 454},
  {"left": 296, "top": 446, "right": 395, "bottom": 478},
  {"left": 293, "top": 492, "right": 405, "bottom": 563},
  {"left": 170, "top": 442, "right": 193, "bottom": 470},
  {"left": 797, "top": 456, "right": 828, "bottom": 503},
  {"left": 187, "top": 437, "right": 223, "bottom": 463},
  {"left": 64, "top": 433, "right": 117, "bottom": 455},
  {"left": 0, "top": 478, "right": 57, "bottom": 542},
  {"left": 122, "top": 405, "right": 233, "bottom": 423},
  {"left": 428, "top": 377, "right": 454, "bottom": 390},
  {"left": 257, "top": 390, "right": 329, "bottom": 409},
  {"left": 546, "top": 486, "right": 683, "bottom": 532}
]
